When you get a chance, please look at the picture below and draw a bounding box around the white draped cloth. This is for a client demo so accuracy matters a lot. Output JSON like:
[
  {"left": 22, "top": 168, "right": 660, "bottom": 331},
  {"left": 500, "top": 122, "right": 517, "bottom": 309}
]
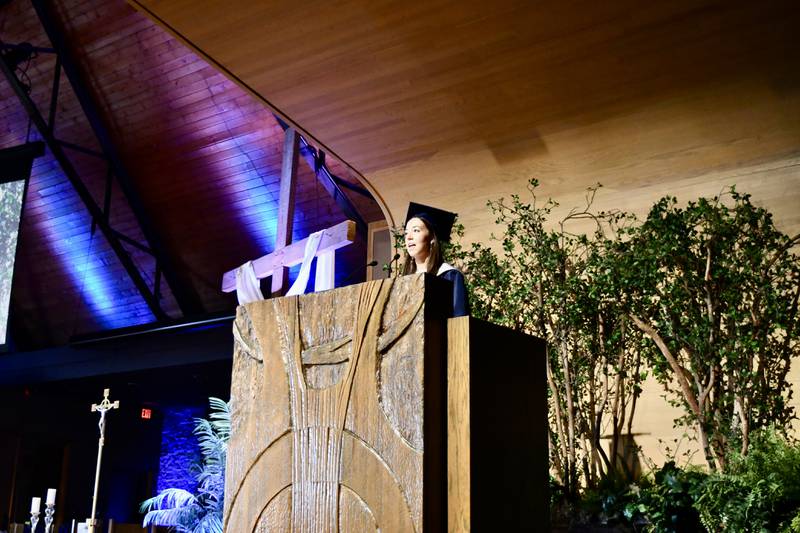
[
  {"left": 286, "top": 230, "right": 325, "bottom": 296},
  {"left": 235, "top": 260, "right": 264, "bottom": 305},
  {"left": 235, "top": 230, "right": 335, "bottom": 303}
]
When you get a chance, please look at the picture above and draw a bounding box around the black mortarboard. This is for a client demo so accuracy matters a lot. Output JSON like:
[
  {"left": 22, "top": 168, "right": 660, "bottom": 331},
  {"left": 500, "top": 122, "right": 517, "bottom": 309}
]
[{"left": 405, "top": 202, "right": 457, "bottom": 242}]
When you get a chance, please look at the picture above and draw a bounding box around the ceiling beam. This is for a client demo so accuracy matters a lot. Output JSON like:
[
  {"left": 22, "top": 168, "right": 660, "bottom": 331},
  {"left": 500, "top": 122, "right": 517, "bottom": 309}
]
[
  {"left": 0, "top": 54, "right": 167, "bottom": 321},
  {"left": 31, "top": 0, "right": 204, "bottom": 317}
]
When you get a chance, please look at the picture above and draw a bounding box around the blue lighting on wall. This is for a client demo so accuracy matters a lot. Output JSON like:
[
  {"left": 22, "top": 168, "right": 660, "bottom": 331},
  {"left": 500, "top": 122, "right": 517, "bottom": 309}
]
[
  {"left": 205, "top": 135, "right": 282, "bottom": 249},
  {"left": 157, "top": 405, "right": 203, "bottom": 494},
  {"left": 38, "top": 207, "right": 154, "bottom": 330}
]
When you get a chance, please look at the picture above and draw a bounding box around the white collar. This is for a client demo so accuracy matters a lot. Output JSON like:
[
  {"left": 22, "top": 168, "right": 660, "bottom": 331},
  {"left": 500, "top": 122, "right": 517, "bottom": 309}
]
[{"left": 437, "top": 262, "right": 455, "bottom": 275}]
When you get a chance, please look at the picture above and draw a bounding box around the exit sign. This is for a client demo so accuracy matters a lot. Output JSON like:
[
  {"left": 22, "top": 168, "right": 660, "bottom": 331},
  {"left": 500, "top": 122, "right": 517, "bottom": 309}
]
[{"left": 141, "top": 408, "right": 152, "bottom": 420}]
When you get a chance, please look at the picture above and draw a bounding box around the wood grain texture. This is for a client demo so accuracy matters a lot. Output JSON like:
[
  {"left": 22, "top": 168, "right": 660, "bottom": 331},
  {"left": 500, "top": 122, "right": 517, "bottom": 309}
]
[
  {"left": 129, "top": 0, "right": 800, "bottom": 240},
  {"left": 272, "top": 127, "right": 300, "bottom": 296},
  {"left": 224, "top": 274, "right": 447, "bottom": 532},
  {"left": 448, "top": 317, "right": 549, "bottom": 532},
  {"left": 447, "top": 317, "right": 471, "bottom": 532},
  {"left": 1, "top": 0, "right": 387, "bottom": 348},
  {"left": 129, "top": 0, "right": 800, "bottom": 462}
]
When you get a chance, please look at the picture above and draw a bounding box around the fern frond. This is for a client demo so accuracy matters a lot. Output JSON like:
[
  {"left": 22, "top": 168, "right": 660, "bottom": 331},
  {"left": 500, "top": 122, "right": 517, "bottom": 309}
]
[{"left": 140, "top": 488, "right": 196, "bottom": 513}]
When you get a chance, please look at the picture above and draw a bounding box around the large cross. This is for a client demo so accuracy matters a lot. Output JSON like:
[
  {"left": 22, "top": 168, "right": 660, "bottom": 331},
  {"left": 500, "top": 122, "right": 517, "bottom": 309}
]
[
  {"left": 271, "top": 127, "right": 300, "bottom": 296},
  {"left": 222, "top": 127, "right": 357, "bottom": 296},
  {"left": 221, "top": 219, "right": 356, "bottom": 294}
]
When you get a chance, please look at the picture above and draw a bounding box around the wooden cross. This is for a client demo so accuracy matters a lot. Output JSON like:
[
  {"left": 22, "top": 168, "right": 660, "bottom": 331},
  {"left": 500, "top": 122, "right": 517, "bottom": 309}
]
[
  {"left": 271, "top": 127, "right": 300, "bottom": 296},
  {"left": 222, "top": 127, "right": 357, "bottom": 297},
  {"left": 221, "top": 219, "right": 356, "bottom": 294}
]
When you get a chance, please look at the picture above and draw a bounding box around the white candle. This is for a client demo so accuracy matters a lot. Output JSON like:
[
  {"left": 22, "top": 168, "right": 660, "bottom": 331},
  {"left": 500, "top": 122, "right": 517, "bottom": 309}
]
[
  {"left": 46, "top": 488, "right": 57, "bottom": 505},
  {"left": 30, "top": 497, "right": 41, "bottom": 513}
]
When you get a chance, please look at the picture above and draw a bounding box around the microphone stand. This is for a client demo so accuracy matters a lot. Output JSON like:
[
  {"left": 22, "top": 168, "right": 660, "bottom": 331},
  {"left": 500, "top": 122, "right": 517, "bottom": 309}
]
[
  {"left": 342, "top": 260, "right": 379, "bottom": 285},
  {"left": 383, "top": 253, "right": 401, "bottom": 277}
]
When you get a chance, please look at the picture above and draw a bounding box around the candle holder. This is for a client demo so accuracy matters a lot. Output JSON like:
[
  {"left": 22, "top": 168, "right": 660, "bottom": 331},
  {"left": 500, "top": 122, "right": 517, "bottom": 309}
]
[
  {"left": 86, "top": 517, "right": 99, "bottom": 533},
  {"left": 30, "top": 510, "right": 40, "bottom": 532},
  {"left": 44, "top": 503, "right": 55, "bottom": 532}
]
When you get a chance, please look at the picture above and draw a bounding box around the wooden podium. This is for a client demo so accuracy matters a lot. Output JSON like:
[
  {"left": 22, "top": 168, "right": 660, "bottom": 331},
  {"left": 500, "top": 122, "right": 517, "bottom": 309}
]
[{"left": 223, "top": 274, "right": 547, "bottom": 532}]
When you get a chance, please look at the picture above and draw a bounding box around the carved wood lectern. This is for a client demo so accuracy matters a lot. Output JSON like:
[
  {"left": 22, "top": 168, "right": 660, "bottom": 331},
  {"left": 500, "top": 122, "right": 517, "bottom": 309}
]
[{"left": 224, "top": 274, "right": 547, "bottom": 532}]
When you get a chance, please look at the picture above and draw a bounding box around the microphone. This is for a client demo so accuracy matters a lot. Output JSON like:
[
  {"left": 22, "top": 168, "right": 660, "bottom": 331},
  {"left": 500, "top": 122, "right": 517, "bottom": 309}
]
[
  {"left": 382, "top": 253, "right": 402, "bottom": 276},
  {"left": 342, "top": 260, "right": 379, "bottom": 285}
]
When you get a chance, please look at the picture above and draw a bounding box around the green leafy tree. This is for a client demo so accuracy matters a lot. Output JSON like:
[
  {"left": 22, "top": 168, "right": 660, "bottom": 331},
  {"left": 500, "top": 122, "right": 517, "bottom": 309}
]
[
  {"left": 463, "top": 180, "right": 647, "bottom": 494},
  {"left": 141, "top": 397, "right": 230, "bottom": 533},
  {"left": 613, "top": 189, "right": 800, "bottom": 471}
]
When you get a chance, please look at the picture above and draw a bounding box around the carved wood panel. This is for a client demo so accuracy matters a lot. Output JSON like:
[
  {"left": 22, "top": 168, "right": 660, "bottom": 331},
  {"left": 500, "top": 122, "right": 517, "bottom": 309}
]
[{"left": 224, "top": 275, "right": 429, "bottom": 532}]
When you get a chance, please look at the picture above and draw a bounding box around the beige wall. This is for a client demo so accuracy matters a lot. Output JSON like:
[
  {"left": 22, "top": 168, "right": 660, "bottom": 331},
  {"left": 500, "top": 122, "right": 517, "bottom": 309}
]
[
  {"left": 632, "top": 363, "right": 800, "bottom": 469},
  {"left": 373, "top": 78, "right": 800, "bottom": 239},
  {"left": 369, "top": 75, "right": 800, "bottom": 465}
]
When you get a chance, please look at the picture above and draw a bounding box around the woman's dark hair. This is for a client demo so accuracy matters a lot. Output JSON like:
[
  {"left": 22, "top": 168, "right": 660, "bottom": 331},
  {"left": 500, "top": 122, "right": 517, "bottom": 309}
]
[{"left": 402, "top": 216, "right": 444, "bottom": 275}]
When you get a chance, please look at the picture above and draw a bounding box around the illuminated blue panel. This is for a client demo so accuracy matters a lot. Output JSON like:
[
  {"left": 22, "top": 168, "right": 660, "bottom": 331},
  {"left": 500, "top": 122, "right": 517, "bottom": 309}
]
[{"left": 157, "top": 405, "right": 203, "bottom": 493}]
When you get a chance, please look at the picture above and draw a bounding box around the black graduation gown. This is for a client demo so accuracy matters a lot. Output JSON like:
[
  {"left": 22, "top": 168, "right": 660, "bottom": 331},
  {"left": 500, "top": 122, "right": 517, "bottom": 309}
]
[{"left": 438, "top": 265, "right": 469, "bottom": 318}]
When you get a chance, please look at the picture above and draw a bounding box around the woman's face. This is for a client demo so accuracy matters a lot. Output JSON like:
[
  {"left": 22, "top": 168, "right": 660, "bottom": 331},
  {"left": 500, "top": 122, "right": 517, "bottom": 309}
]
[{"left": 405, "top": 217, "right": 432, "bottom": 262}]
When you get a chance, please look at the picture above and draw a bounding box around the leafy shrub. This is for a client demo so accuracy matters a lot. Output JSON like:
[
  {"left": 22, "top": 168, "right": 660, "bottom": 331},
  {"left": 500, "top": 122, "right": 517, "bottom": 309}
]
[
  {"left": 694, "top": 427, "right": 800, "bottom": 532},
  {"left": 617, "top": 428, "right": 800, "bottom": 532},
  {"left": 623, "top": 461, "right": 706, "bottom": 532}
]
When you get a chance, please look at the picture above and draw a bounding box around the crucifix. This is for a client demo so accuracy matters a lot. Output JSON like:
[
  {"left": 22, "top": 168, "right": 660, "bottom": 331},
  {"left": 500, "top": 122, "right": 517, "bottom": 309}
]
[{"left": 86, "top": 388, "right": 119, "bottom": 533}]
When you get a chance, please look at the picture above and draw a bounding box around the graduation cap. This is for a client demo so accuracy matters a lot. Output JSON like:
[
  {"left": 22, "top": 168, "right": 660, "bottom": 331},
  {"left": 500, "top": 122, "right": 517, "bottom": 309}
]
[{"left": 405, "top": 202, "right": 457, "bottom": 242}]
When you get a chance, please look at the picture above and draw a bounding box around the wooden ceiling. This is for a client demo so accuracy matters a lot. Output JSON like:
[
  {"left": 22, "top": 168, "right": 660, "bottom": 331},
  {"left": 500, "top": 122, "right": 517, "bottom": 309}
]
[
  {"left": 1, "top": 0, "right": 383, "bottom": 348},
  {"left": 3, "top": 0, "right": 799, "bottom": 348},
  {"left": 129, "top": 0, "right": 800, "bottom": 238}
]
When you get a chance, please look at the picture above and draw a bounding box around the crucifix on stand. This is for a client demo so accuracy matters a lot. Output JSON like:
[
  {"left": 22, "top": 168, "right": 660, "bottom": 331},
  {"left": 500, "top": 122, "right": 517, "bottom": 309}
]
[{"left": 86, "top": 388, "right": 119, "bottom": 533}]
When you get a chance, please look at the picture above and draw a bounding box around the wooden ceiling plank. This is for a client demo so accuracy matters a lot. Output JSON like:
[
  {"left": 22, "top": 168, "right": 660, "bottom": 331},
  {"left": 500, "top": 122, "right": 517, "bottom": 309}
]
[{"left": 0, "top": 48, "right": 165, "bottom": 320}]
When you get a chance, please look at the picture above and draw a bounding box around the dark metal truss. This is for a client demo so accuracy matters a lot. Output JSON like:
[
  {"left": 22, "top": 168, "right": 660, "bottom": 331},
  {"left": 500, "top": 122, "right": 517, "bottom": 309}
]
[{"left": 0, "top": 0, "right": 205, "bottom": 320}]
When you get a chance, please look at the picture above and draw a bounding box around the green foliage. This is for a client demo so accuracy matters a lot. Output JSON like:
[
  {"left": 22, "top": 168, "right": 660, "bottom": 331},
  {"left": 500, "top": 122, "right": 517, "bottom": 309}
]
[
  {"left": 694, "top": 427, "right": 800, "bottom": 532},
  {"left": 141, "top": 398, "right": 230, "bottom": 533},
  {"left": 608, "top": 428, "right": 800, "bottom": 532},
  {"left": 623, "top": 461, "right": 707, "bottom": 532},
  {"left": 462, "top": 180, "right": 800, "bottom": 500},
  {"left": 612, "top": 189, "right": 800, "bottom": 470},
  {"left": 461, "top": 180, "right": 647, "bottom": 494},
  {"left": 782, "top": 510, "right": 800, "bottom": 533}
]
